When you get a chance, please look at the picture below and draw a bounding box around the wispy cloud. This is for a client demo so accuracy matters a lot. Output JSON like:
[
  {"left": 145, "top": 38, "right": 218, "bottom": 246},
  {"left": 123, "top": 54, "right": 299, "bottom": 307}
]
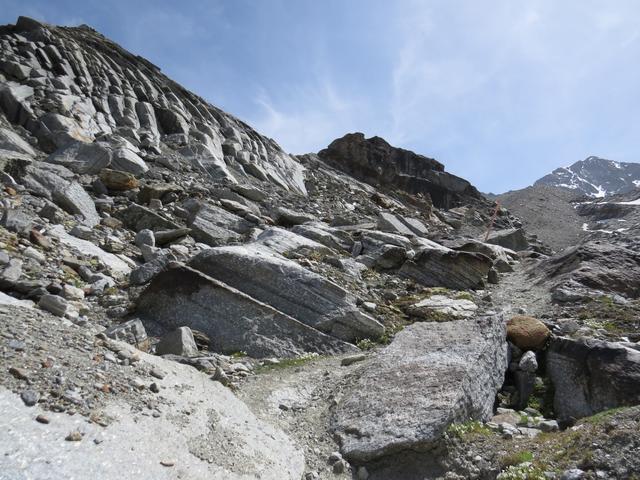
[{"left": 250, "top": 72, "right": 364, "bottom": 154}]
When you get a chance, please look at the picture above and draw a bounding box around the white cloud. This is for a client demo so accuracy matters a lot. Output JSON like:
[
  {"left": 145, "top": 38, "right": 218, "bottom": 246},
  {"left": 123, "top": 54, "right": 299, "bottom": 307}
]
[{"left": 250, "top": 74, "right": 364, "bottom": 154}]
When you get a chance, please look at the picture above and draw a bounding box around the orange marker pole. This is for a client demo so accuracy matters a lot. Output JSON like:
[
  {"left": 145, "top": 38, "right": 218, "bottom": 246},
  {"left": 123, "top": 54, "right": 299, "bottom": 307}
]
[{"left": 484, "top": 200, "right": 500, "bottom": 242}]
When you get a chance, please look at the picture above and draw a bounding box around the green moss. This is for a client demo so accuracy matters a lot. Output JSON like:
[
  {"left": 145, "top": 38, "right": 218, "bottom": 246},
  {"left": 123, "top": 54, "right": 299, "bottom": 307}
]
[
  {"left": 500, "top": 450, "right": 534, "bottom": 468},
  {"left": 528, "top": 377, "right": 555, "bottom": 418},
  {"left": 230, "top": 351, "right": 247, "bottom": 359},
  {"left": 446, "top": 420, "right": 493, "bottom": 438},
  {"left": 356, "top": 338, "right": 376, "bottom": 350},
  {"left": 378, "top": 323, "right": 405, "bottom": 345},
  {"left": 254, "top": 353, "right": 321, "bottom": 373},
  {"left": 455, "top": 291, "right": 474, "bottom": 301},
  {"left": 582, "top": 407, "right": 628, "bottom": 425}
]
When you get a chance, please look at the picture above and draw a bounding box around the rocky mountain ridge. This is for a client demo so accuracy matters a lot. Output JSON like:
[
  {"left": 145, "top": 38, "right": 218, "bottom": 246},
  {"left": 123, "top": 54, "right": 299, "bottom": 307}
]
[
  {"left": 0, "top": 16, "right": 639, "bottom": 480},
  {"left": 534, "top": 155, "right": 640, "bottom": 198}
]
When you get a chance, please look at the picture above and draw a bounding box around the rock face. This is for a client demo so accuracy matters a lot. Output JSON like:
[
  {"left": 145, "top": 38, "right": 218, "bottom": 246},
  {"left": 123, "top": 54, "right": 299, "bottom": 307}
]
[
  {"left": 400, "top": 247, "right": 493, "bottom": 290},
  {"left": 332, "top": 316, "right": 507, "bottom": 465},
  {"left": 535, "top": 156, "right": 640, "bottom": 198},
  {"left": 485, "top": 228, "right": 529, "bottom": 251},
  {"left": 538, "top": 239, "right": 640, "bottom": 298},
  {"left": 547, "top": 337, "right": 640, "bottom": 421},
  {"left": 1, "top": 158, "right": 100, "bottom": 226},
  {"left": 0, "top": 16, "right": 306, "bottom": 196},
  {"left": 136, "top": 263, "right": 357, "bottom": 358},
  {"left": 318, "top": 133, "right": 484, "bottom": 209},
  {"left": 188, "top": 245, "right": 384, "bottom": 343}
]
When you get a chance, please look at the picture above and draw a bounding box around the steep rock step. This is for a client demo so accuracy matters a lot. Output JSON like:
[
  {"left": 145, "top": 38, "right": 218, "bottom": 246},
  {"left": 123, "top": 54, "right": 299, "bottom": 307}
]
[
  {"left": 399, "top": 247, "right": 493, "bottom": 290},
  {"left": 188, "top": 244, "right": 384, "bottom": 343},
  {"left": 135, "top": 263, "right": 358, "bottom": 358},
  {"left": 332, "top": 316, "right": 507, "bottom": 477}
]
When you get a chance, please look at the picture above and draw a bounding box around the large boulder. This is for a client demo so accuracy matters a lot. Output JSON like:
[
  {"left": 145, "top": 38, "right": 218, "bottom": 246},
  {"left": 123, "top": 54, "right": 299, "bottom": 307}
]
[
  {"left": 136, "top": 263, "right": 357, "bottom": 358},
  {"left": 110, "top": 146, "right": 148, "bottom": 175},
  {"left": 400, "top": 247, "right": 493, "bottom": 290},
  {"left": 406, "top": 295, "right": 478, "bottom": 321},
  {"left": 507, "top": 315, "right": 551, "bottom": 350},
  {"left": 46, "top": 141, "right": 111, "bottom": 174},
  {"left": 332, "top": 316, "right": 507, "bottom": 466},
  {"left": 0, "top": 127, "right": 36, "bottom": 156},
  {"left": 188, "top": 245, "right": 384, "bottom": 342},
  {"left": 291, "top": 223, "right": 353, "bottom": 252},
  {"left": 547, "top": 336, "right": 640, "bottom": 421},
  {"left": 255, "top": 227, "right": 333, "bottom": 256},
  {"left": 0, "top": 159, "right": 99, "bottom": 226},
  {"left": 485, "top": 228, "right": 529, "bottom": 251},
  {"left": 377, "top": 212, "right": 428, "bottom": 237},
  {"left": 187, "top": 204, "right": 252, "bottom": 246},
  {"left": 119, "top": 203, "right": 181, "bottom": 232},
  {"left": 49, "top": 225, "right": 131, "bottom": 278},
  {"left": 453, "top": 240, "right": 518, "bottom": 272}
]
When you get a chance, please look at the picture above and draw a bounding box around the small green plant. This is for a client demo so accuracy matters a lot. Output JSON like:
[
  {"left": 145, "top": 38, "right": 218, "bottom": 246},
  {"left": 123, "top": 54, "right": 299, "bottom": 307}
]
[
  {"left": 582, "top": 406, "right": 628, "bottom": 425},
  {"left": 254, "top": 353, "right": 320, "bottom": 373},
  {"left": 230, "top": 351, "right": 247, "bottom": 359},
  {"left": 526, "top": 396, "right": 542, "bottom": 412},
  {"left": 500, "top": 451, "right": 534, "bottom": 468},
  {"left": 454, "top": 291, "right": 474, "bottom": 301},
  {"left": 378, "top": 323, "right": 405, "bottom": 345},
  {"left": 424, "top": 287, "right": 451, "bottom": 297},
  {"left": 497, "top": 462, "right": 546, "bottom": 480},
  {"left": 356, "top": 338, "right": 376, "bottom": 350},
  {"left": 446, "top": 420, "right": 492, "bottom": 438}
]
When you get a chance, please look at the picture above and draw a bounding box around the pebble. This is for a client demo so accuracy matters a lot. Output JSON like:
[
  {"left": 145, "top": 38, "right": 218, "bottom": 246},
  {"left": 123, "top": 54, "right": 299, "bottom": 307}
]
[
  {"left": 332, "top": 459, "right": 348, "bottom": 474},
  {"left": 539, "top": 419, "right": 559, "bottom": 432},
  {"left": 20, "top": 389, "right": 40, "bottom": 406},
  {"left": 23, "top": 246, "right": 46, "bottom": 263},
  {"left": 38, "top": 294, "right": 68, "bottom": 317},
  {"left": 561, "top": 469, "right": 585, "bottom": 480},
  {"left": 518, "top": 351, "right": 538, "bottom": 373},
  {"left": 9, "top": 366, "right": 29, "bottom": 380},
  {"left": 357, "top": 466, "right": 370, "bottom": 479},
  {"left": 341, "top": 354, "right": 366, "bottom": 366},
  {"left": 160, "top": 460, "right": 175, "bottom": 467},
  {"left": 362, "top": 301, "right": 377, "bottom": 312},
  {"left": 35, "top": 414, "right": 50, "bottom": 424},
  {"left": 150, "top": 382, "right": 160, "bottom": 393},
  {"left": 149, "top": 368, "right": 166, "bottom": 380},
  {"left": 65, "top": 431, "right": 83, "bottom": 442},
  {"left": 7, "top": 339, "right": 25, "bottom": 351}
]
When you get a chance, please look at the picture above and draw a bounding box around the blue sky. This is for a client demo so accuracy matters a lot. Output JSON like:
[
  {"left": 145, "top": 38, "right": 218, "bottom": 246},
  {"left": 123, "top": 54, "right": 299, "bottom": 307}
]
[{"left": 2, "top": 1, "right": 640, "bottom": 193}]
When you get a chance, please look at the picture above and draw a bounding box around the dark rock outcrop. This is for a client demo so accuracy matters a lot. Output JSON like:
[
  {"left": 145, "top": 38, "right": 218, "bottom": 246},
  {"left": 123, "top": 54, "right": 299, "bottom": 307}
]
[
  {"left": 537, "top": 239, "right": 640, "bottom": 298},
  {"left": 318, "top": 133, "right": 484, "bottom": 209},
  {"left": 547, "top": 336, "right": 640, "bottom": 421},
  {"left": 400, "top": 247, "right": 493, "bottom": 290}
]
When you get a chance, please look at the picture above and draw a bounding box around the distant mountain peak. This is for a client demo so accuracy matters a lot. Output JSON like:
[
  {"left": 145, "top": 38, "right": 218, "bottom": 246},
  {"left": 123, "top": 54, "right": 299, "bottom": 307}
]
[{"left": 535, "top": 156, "right": 640, "bottom": 198}]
